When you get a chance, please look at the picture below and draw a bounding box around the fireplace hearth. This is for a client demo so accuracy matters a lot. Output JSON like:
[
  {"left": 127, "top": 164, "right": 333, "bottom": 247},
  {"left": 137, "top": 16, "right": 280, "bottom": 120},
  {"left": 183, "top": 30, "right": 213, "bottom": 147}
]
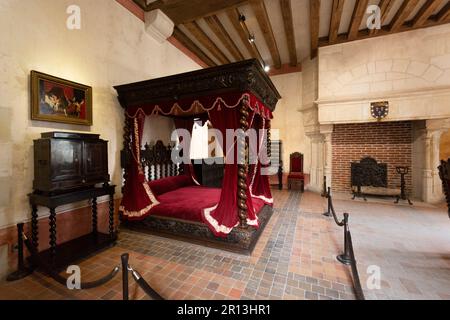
[
  {"left": 350, "top": 157, "right": 412, "bottom": 204},
  {"left": 351, "top": 157, "right": 387, "bottom": 190}
]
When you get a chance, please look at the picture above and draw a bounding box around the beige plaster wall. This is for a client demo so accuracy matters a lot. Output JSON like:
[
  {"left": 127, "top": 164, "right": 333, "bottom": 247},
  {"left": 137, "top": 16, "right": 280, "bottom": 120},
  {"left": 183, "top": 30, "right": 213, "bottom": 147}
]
[
  {"left": 142, "top": 116, "right": 176, "bottom": 146},
  {"left": 0, "top": 0, "right": 200, "bottom": 229},
  {"left": 270, "top": 72, "right": 310, "bottom": 173}
]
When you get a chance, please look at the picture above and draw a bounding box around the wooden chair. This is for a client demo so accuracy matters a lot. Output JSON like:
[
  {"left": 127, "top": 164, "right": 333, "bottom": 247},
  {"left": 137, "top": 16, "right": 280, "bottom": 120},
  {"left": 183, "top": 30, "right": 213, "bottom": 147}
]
[
  {"left": 288, "top": 152, "right": 305, "bottom": 192},
  {"left": 438, "top": 158, "right": 450, "bottom": 218}
]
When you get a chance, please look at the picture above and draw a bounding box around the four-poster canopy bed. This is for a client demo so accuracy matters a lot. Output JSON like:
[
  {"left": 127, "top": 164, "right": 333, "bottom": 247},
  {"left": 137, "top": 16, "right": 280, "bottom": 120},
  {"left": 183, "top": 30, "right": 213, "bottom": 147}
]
[{"left": 114, "top": 59, "right": 281, "bottom": 254}]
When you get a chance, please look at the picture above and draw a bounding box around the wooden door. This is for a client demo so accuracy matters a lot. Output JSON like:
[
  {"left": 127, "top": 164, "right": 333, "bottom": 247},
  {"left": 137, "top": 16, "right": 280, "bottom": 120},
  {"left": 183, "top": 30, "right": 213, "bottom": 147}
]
[
  {"left": 51, "top": 139, "right": 83, "bottom": 183},
  {"left": 83, "top": 141, "right": 108, "bottom": 183}
]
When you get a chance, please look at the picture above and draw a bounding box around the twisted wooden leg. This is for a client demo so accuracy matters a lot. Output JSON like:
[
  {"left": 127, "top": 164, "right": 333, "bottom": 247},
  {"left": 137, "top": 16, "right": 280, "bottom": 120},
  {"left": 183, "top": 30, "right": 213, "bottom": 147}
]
[
  {"left": 49, "top": 208, "right": 57, "bottom": 265},
  {"left": 109, "top": 193, "right": 115, "bottom": 239},
  {"left": 92, "top": 197, "right": 98, "bottom": 236},
  {"left": 31, "top": 205, "right": 39, "bottom": 249}
]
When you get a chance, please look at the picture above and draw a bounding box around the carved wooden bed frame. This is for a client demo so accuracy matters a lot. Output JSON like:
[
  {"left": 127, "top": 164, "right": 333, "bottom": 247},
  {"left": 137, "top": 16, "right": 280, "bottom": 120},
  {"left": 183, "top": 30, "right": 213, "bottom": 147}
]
[
  {"left": 121, "top": 140, "right": 273, "bottom": 254},
  {"left": 116, "top": 60, "right": 281, "bottom": 254}
]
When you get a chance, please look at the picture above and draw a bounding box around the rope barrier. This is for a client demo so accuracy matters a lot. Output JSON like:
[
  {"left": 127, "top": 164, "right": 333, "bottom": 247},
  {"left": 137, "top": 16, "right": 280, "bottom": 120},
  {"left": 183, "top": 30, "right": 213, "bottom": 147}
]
[
  {"left": 129, "top": 266, "right": 164, "bottom": 300},
  {"left": 22, "top": 233, "right": 120, "bottom": 289},
  {"left": 8, "top": 223, "right": 164, "bottom": 300},
  {"left": 322, "top": 187, "right": 365, "bottom": 300},
  {"left": 120, "top": 253, "right": 165, "bottom": 300},
  {"left": 346, "top": 231, "right": 365, "bottom": 300}
]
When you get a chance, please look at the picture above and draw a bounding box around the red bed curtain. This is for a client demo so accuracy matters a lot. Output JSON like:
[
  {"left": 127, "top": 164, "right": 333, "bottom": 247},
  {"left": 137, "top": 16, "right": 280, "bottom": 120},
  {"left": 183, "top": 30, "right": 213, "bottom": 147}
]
[
  {"left": 248, "top": 115, "right": 273, "bottom": 205},
  {"left": 119, "top": 111, "right": 160, "bottom": 219},
  {"left": 202, "top": 105, "right": 259, "bottom": 237}
]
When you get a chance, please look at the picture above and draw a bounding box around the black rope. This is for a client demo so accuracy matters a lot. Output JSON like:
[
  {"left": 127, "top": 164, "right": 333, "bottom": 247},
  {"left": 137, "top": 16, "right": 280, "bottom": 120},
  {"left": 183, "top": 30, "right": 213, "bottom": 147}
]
[
  {"left": 129, "top": 266, "right": 164, "bottom": 300},
  {"left": 326, "top": 189, "right": 346, "bottom": 227},
  {"left": 346, "top": 231, "right": 365, "bottom": 300},
  {"left": 324, "top": 189, "right": 366, "bottom": 300},
  {"left": 23, "top": 233, "right": 119, "bottom": 290}
]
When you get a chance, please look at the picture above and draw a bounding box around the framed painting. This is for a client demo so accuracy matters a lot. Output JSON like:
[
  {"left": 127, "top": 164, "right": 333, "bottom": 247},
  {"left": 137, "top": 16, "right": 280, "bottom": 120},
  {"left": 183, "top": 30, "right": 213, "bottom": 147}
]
[{"left": 31, "top": 71, "right": 93, "bottom": 126}]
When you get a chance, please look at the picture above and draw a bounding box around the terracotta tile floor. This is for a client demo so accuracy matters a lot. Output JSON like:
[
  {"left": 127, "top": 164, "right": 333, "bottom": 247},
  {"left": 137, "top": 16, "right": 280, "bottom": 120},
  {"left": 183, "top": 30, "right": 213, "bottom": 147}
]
[{"left": 0, "top": 189, "right": 449, "bottom": 300}]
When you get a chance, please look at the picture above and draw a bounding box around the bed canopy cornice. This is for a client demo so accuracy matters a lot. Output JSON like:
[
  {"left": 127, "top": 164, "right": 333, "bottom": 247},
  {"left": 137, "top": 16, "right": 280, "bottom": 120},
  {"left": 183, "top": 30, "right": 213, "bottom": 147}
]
[{"left": 114, "top": 59, "right": 281, "bottom": 113}]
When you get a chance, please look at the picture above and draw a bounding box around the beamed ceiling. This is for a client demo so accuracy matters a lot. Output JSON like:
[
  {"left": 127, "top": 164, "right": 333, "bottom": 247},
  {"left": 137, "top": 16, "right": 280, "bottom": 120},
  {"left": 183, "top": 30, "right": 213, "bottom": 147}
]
[{"left": 133, "top": 0, "right": 450, "bottom": 70}]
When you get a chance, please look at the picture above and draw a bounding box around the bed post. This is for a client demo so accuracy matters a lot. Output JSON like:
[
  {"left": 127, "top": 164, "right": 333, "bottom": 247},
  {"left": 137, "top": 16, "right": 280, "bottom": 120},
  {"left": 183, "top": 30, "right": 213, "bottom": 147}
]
[
  {"left": 267, "top": 121, "right": 272, "bottom": 164},
  {"left": 121, "top": 112, "right": 132, "bottom": 192},
  {"left": 237, "top": 96, "right": 250, "bottom": 228}
]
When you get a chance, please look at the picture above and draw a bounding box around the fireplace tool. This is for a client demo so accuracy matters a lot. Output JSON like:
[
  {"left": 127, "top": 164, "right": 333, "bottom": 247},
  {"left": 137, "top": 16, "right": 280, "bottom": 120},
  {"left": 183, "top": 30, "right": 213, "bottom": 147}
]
[{"left": 395, "top": 166, "right": 413, "bottom": 205}]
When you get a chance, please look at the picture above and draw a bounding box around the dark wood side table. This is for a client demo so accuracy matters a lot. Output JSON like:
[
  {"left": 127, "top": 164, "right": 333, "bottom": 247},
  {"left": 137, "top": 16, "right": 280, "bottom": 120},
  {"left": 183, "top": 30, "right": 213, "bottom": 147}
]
[{"left": 29, "top": 184, "right": 117, "bottom": 271}]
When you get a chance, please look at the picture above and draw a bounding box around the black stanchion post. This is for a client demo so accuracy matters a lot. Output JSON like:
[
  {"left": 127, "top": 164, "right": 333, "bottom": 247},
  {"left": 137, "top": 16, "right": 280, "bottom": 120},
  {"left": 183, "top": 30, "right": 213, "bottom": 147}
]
[
  {"left": 323, "top": 187, "right": 332, "bottom": 217},
  {"left": 321, "top": 176, "right": 327, "bottom": 197},
  {"left": 121, "top": 253, "right": 129, "bottom": 301},
  {"left": 337, "top": 213, "right": 351, "bottom": 265},
  {"left": 7, "top": 223, "right": 32, "bottom": 281}
]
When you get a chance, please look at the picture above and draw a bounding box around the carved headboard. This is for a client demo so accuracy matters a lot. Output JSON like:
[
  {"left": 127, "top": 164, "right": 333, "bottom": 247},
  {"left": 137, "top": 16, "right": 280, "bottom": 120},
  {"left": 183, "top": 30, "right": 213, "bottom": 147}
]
[
  {"left": 141, "top": 141, "right": 183, "bottom": 181},
  {"left": 438, "top": 158, "right": 450, "bottom": 218},
  {"left": 351, "top": 157, "right": 388, "bottom": 188}
]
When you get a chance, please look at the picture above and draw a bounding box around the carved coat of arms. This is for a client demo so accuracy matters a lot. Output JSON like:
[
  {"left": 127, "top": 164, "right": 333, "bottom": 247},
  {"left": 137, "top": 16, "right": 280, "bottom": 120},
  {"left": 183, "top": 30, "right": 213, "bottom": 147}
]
[{"left": 370, "top": 101, "right": 389, "bottom": 120}]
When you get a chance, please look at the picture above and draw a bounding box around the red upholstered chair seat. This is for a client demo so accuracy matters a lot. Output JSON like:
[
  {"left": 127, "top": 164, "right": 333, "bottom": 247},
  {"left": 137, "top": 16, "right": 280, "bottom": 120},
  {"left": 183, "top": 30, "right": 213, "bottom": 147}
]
[{"left": 288, "top": 173, "right": 304, "bottom": 179}]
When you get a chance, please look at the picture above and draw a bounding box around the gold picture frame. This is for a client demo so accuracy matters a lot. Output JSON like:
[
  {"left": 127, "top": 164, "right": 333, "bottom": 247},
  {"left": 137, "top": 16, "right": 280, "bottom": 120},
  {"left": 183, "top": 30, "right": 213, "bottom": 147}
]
[{"left": 31, "top": 70, "right": 93, "bottom": 126}]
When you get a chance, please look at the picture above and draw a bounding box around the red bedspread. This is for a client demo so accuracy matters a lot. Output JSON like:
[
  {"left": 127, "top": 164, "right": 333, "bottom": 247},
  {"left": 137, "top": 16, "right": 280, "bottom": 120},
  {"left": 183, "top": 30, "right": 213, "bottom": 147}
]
[{"left": 150, "top": 186, "right": 265, "bottom": 223}]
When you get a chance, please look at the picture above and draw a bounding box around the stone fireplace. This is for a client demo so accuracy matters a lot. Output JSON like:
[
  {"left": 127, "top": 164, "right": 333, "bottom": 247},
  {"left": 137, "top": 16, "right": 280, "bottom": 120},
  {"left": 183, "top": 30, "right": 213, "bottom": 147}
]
[
  {"left": 332, "top": 121, "right": 413, "bottom": 195},
  {"left": 300, "top": 26, "right": 450, "bottom": 204}
]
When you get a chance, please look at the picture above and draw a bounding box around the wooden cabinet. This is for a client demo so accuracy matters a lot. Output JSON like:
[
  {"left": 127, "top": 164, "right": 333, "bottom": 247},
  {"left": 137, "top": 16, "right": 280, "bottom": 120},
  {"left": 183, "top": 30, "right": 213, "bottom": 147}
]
[
  {"left": 33, "top": 132, "right": 109, "bottom": 194},
  {"left": 27, "top": 131, "right": 116, "bottom": 271}
]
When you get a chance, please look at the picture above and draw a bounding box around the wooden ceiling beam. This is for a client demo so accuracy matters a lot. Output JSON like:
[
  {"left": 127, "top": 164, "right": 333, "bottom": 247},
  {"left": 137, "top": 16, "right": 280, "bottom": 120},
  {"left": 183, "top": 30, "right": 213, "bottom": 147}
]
[
  {"left": 226, "top": 8, "right": 260, "bottom": 60},
  {"left": 204, "top": 15, "right": 244, "bottom": 61},
  {"left": 390, "top": 0, "right": 421, "bottom": 32},
  {"left": 183, "top": 21, "right": 231, "bottom": 65},
  {"left": 172, "top": 27, "right": 216, "bottom": 67},
  {"left": 310, "top": 0, "right": 321, "bottom": 58},
  {"left": 436, "top": 2, "right": 450, "bottom": 22},
  {"left": 280, "top": 0, "right": 298, "bottom": 67},
  {"left": 412, "top": 0, "right": 446, "bottom": 28},
  {"left": 370, "top": 0, "right": 396, "bottom": 35},
  {"left": 329, "top": 0, "right": 345, "bottom": 44},
  {"left": 348, "top": 0, "right": 369, "bottom": 41},
  {"left": 132, "top": 0, "right": 149, "bottom": 10},
  {"left": 249, "top": 0, "right": 282, "bottom": 69},
  {"left": 134, "top": 0, "right": 248, "bottom": 24},
  {"left": 319, "top": 10, "right": 450, "bottom": 47}
]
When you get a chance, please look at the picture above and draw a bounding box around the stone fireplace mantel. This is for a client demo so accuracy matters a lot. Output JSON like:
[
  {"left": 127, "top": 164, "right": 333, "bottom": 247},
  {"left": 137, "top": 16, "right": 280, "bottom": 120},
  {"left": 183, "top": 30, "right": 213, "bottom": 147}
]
[
  {"left": 317, "top": 86, "right": 450, "bottom": 125},
  {"left": 305, "top": 76, "right": 450, "bottom": 203}
]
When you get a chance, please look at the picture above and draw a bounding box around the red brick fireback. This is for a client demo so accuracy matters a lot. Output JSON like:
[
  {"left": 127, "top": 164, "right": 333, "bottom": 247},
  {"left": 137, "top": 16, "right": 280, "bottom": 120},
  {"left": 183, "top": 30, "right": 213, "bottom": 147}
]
[{"left": 332, "top": 121, "right": 413, "bottom": 194}]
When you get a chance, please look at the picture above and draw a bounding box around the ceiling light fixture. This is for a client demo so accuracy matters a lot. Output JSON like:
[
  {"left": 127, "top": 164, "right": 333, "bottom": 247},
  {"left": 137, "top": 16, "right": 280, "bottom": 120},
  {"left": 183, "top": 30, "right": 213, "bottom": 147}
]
[
  {"left": 264, "top": 65, "right": 270, "bottom": 73},
  {"left": 237, "top": 13, "right": 266, "bottom": 71}
]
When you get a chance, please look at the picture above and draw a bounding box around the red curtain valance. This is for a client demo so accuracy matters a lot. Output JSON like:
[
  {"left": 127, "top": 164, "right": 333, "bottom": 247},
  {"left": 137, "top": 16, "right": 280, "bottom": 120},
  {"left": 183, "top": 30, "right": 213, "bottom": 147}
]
[{"left": 124, "top": 92, "right": 273, "bottom": 120}]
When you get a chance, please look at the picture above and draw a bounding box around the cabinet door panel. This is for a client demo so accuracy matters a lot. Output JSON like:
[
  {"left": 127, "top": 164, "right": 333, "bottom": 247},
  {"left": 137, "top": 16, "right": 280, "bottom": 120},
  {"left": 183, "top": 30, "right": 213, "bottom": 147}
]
[
  {"left": 51, "top": 140, "right": 83, "bottom": 181},
  {"left": 84, "top": 141, "right": 108, "bottom": 181}
]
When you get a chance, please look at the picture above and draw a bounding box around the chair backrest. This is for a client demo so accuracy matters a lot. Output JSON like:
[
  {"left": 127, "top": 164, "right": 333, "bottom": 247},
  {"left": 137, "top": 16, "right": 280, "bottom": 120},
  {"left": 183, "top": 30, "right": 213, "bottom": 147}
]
[
  {"left": 290, "top": 152, "right": 304, "bottom": 173},
  {"left": 438, "top": 158, "right": 450, "bottom": 218}
]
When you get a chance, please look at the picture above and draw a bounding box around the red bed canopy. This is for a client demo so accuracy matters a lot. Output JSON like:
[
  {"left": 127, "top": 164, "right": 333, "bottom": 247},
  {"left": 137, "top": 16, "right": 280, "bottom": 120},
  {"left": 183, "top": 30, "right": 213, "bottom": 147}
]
[{"left": 114, "top": 59, "right": 281, "bottom": 237}]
